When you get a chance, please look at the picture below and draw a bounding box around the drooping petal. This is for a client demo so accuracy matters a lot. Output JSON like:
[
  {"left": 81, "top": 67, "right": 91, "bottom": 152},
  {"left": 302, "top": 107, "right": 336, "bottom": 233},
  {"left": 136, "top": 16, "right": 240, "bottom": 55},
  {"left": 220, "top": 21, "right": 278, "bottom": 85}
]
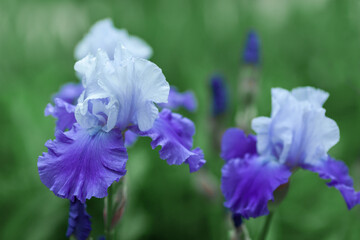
[
  {"left": 38, "top": 124, "right": 127, "bottom": 203},
  {"left": 45, "top": 98, "right": 76, "bottom": 131},
  {"left": 303, "top": 156, "right": 360, "bottom": 209},
  {"left": 124, "top": 130, "right": 138, "bottom": 147},
  {"left": 159, "top": 87, "right": 197, "bottom": 112},
  {"left": 130, "top": 109, "right": 205, "bottom": 172},
  {"left": 221, "top": 128, "right": 257, "bottom": 161},
  {"left": 243, "top": 30, "right": 260, "bottom": 65},
  {"left": 221, "top": 155, "right": 291, "bottom": 219},
  {"left": 66, "top": 199, "right": 91, "bottom": 240},
  {"left": 75, "top": 18, "right": 152, "bottom": 60},
  {"left": 210, "top": 74, "right": 228, "bottom": 117},
  {"left": 252, "top": 87, "right": 339, "bottom": 167},
  {"left": 53, "top": 82, "right": 84, "bottom": 104},
  {"left": 185, "top": 148, "right": 206, "bottom": 173}
]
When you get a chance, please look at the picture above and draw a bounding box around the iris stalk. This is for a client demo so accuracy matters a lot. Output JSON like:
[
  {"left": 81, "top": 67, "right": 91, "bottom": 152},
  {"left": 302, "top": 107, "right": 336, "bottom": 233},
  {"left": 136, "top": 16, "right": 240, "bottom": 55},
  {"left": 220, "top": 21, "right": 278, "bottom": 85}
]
[
  {"left": 106, "top": 185, "right": 114, "bottom": 240},
  {"left": 258, "top": 211, "right": 274, "bottom": 240}
]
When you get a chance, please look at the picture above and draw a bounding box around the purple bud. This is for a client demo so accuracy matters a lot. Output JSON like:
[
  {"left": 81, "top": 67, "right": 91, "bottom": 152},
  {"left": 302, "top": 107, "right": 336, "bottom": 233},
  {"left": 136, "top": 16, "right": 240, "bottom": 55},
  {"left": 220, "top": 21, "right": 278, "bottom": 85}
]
[
  {"left": 66, "top": 199, "right": 92, "bottom": 240},
  {"left": 243, "top": 30, "right": 260, "bottom": 65},
  {"left": 210, "top": 74, "right": 228, "bottom": 117}
]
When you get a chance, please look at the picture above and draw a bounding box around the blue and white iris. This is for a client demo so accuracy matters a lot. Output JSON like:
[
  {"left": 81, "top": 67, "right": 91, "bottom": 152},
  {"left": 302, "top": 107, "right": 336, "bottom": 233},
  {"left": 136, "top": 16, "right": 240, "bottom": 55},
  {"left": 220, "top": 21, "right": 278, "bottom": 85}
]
[
  {"left": 221, "top": 87, "right": 360, "bottom": 219},
  {"left": 39, "top": 19, "right": 204, "bottom": 240}
]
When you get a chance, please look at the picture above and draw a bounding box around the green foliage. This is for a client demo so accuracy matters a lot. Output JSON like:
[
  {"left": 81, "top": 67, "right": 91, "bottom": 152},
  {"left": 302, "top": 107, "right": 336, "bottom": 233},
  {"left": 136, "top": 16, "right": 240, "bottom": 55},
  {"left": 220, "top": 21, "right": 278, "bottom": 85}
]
[{"left": 0, "top": 0, "right": 360, "bottom": 239}]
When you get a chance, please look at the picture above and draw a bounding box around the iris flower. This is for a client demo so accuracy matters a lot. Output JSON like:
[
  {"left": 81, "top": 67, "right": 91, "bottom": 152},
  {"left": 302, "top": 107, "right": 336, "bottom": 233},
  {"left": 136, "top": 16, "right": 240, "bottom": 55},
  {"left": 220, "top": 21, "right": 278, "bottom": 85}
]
[
  {"left": 47, "top": 18, "right": 198, "bottom": 144},
  {"left": 38, "top": 46, "right": 205, "bottom": 240},
  {"left": 39, "top": 44, "right": 205, "bottom": 202},
  {"left": 221, "top": 87, "right": 360, "bottom": 219},
  {"left": 40, "top": 19, "right": 203, "bottom": 240}
]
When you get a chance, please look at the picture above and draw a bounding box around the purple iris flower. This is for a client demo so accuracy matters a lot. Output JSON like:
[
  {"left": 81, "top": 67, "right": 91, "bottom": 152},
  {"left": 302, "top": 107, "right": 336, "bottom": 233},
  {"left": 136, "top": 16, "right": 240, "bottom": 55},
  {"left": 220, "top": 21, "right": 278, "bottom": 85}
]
[
  {"left": 38, "top": 45, "right": 205, "bottom": 204},
  {"left": 221, "top": 87, "right": 360, "bottom": 219},
  {"left": 66, "top": 199, "right": 92, "bottom": 240},
  {"left": 210, "top": 74, "right": 228, "bottom": 117},
  {"left": 41, "top": 20, "right": 204, "bottom": 239},
  {"left": 242, "top": 30, "right": 260, "bottom": 65}
]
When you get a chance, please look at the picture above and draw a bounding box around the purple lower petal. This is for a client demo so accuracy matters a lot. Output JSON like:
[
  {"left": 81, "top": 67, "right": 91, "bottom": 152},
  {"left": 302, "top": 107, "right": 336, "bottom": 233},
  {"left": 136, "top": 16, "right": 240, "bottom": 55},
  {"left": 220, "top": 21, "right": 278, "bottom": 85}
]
[
  {"left": 159, "top": 86, "right": 197, "bottom": 112},
  {"left": 38, "top": 124, "right": 127, "bottom": 203},
  {"left": 221, "top": 155, "right": 291, "bottom": 219},
  {"left": 124, "top": 130, "right": 138, "bottom": 147},
  {"left": 53, "top": 82, "right": 84, "bottom": 104},
  {"left": 303, "top": 156, "right": 360, "bottom": 209},
  {"left": 221, "top": 128, "right": 257, "bottom": 161},
  {"left": 45, "top": 98, "right": 76, "bottom": 131},
  {"left": 66, "top": 199, "right": 91, "bottom": 240},
  {"left": 130, "top": 109, "right": 205, "bottom": 172},
  {"left": 185, "top": 148, "right": 206, "bottom": 173}
]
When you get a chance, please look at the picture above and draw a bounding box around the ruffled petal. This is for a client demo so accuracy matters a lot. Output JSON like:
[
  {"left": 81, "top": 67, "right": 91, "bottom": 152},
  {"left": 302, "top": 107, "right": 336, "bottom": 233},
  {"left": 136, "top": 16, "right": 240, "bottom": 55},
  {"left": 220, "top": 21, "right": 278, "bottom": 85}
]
[
  {"left": 291, "top": 86, "right": 329, "bottom": 108},
  {"left": 221, "top": 128, "right": 257, "bottom": 161},
  {"left": 252, "top": 87, "right": 339, "bottom": 167},
  {"left": 185, "top": 148, "right": 206, "bottom": 173},
  {"left": 124, "top": 130, "right": 138, "bottom": 147},
  {"left": 159, "top": 87, "right": 197, "bottom": 112},
  {"left": 53, "top": 82, "right": 83, "bottom": 105},
  {"left": 303, "top": 156, "right": 360, "bottom": 209},
  {"left": 130, "top": 109, "right": 205, "bottom": 172},
  {"left": 75, "top": 18, "right": 152, "bottom": 60},
  {"left": 74, "top": 46, "right": 169, "bottom": 132},
  {"left": 38, "top": 124, "right": 127, "bottom": 203},
  {"left": 66, "top": 199, "right": 91, "bottom": 240},
  {"left": 45, "top": 98, "right": 76, "bottom": 131},
  {"left": 221, "top": 155, "right": 291, "bottom": 219}
]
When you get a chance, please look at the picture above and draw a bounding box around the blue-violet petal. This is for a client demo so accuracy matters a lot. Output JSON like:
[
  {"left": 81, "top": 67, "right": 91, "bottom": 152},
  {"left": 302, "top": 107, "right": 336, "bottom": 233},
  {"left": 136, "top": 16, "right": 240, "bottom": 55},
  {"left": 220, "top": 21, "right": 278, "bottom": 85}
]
[
  {"left": 38, "top": 124, "right": 127, "bottom": 203},
  {"left": 221, "top": 128, "right": 257, "bottom": 161},
  {"left": 66, "top": 199, "right": 92, "bottom": 240},
  {"left": 131, "top": 109, "right": 205, "bottom": 172},
  {"left": 45, "top": 98, "right": 76, "bottom": 131},
  {"left": 221, "top": 155, "right": 291, "bottom": 219},
  {"left": 159, "top": 86, "right": 197, "bottom": 112},
  {"left": 303, "top": 156, "right": 360, "bottom": 209},
  {"left": 53, "top": 82, "right": 83, "bottom": 105}
]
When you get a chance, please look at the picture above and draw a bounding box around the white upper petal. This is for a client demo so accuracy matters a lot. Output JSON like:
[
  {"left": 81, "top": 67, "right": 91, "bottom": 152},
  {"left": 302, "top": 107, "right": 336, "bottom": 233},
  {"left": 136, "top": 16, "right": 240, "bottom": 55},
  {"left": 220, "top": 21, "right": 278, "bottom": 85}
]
[
  {"left": 75, "top": 18, "right": 152, "bottom": 60},
  {"left": 291, "top": 86, "right": 329, "bottom": 108},
  {"left": 74, "top": 47, "right": 169, "bottom": 132},
  {"left": 252, "top": 87, "right": 339, "bottom": 167}
]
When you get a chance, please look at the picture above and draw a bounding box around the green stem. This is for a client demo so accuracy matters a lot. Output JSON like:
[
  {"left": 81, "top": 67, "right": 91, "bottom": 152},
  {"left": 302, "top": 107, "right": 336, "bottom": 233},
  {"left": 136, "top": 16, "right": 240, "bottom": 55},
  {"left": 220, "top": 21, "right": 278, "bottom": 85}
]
[
  {"left": 235, "top": 223, "right": 251, "bottom": 240},
  {"left": 106, "top": 185, "right": 114, "bottom": 240},
  {"left": 258, "top": 212, "right": 274, "bottom": 240}
]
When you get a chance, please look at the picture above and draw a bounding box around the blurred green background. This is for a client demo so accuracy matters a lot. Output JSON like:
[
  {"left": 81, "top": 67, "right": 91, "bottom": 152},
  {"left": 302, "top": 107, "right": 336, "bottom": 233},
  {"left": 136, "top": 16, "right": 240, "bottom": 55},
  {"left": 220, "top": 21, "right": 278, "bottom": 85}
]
[{"left": 1, "top": 0, "right": 360, "bottom": 239}]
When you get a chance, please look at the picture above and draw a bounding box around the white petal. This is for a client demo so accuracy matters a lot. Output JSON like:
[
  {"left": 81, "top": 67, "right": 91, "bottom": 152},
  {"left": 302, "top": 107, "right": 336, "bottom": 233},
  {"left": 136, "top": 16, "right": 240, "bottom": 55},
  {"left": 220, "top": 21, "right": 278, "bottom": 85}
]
[
  {"left": 254, "top": 87, "right": 339, "bottom": 167},
  {"left": 136, "top": 101, "right": 159, "bottom": 131},
  {"left": 251, "top": 116, "right": 271, "bottom": 155},
  {"left": 74, "top": 55, "right": 96, "bottom": 87},
  {"left": 73, "top": 45, "right": 169, "bottom": 132},
  {"left": 74, "top": 18, "right": 152, "bottom": 60},
  {"left": 291, "top": 86, "right": 329, "bottom": 107},
  {"left": 133, "top": 58, "right": 170, "bottom": 103}
]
